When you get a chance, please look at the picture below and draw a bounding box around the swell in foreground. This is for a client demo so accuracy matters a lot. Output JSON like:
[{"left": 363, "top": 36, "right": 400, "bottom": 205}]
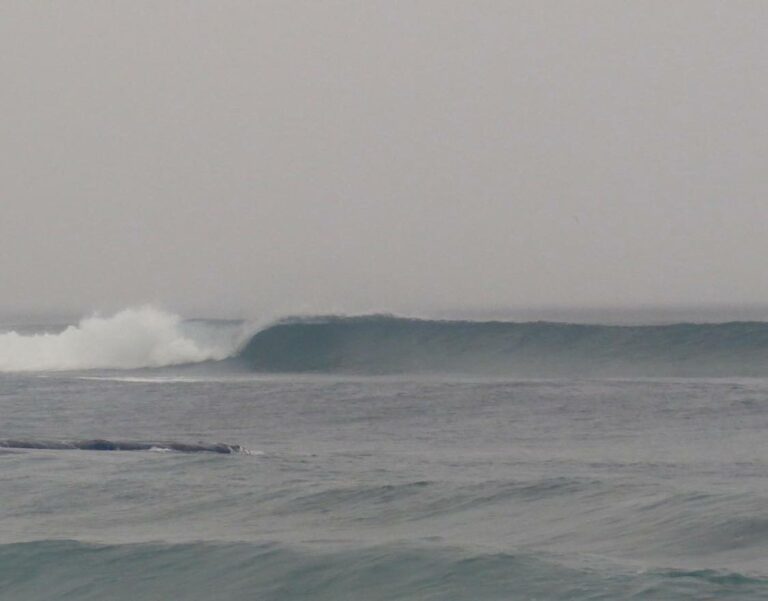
[{"left": 3, "top": 540, "right": 762, "bottom": 601}]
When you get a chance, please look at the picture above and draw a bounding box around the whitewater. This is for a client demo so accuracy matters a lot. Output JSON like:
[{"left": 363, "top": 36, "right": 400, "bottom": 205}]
[
  {"left": 0, "top": 307, "right": 240, "bottom": 372},
  {"left": 2, "top": 307, "right": 768, "bottom": 600}
]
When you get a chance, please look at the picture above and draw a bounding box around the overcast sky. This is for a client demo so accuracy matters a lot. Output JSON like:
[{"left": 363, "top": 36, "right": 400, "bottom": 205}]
[{"left": 1, "top": 1, "right": 767, "bottom": 319}]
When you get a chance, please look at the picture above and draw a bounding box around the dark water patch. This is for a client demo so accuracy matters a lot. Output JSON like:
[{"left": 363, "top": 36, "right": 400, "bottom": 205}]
[{"left": 0, "top": 439, "right": 243, "bottom": 454}]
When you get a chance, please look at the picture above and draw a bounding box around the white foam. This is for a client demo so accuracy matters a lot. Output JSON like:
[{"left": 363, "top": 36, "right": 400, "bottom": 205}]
[
  {"left": 237, "top": 448, "right": 265, "bottom": 456},
  {"left": 0, "top": 306, "right": 236, "bottom": 372}
]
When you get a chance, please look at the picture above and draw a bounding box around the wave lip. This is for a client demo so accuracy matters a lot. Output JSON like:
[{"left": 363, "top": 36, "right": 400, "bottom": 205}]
[{"left": 0, "top": 439, "right": 244, "bottom": 454}]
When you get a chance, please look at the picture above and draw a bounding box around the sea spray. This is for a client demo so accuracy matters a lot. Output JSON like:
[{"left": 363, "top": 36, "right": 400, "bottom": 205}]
[{"left": 0, "top": 307, "right": 236, "bottom": 372}]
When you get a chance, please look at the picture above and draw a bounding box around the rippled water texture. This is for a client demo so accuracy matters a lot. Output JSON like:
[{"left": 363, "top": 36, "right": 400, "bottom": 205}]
[{"left": 1, "top": 373, "right": 767, "bottom": 599}]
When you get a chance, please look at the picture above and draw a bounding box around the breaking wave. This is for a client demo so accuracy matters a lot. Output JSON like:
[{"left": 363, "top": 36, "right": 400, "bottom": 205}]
[
  {"left": 5, "top": 310, "right": 768, "bottom": 376},
  {"left": 0, "top": 307, "right": 239, "bottom": 372}
]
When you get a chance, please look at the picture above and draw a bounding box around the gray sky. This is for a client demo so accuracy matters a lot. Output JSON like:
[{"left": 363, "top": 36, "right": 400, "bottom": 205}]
[{"left": 1, "top": 1, "right": 767, "bottom": 319}]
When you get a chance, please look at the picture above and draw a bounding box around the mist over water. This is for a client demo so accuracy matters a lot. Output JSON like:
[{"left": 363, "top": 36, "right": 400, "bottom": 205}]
[{"left": 3, "top": 0, "right": 768, "bottom": 597}]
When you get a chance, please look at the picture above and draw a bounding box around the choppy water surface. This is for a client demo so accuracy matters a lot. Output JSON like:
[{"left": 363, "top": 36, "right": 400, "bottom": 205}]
[{"left": 2, "top": 371, "right": 767, "bottom": 600}]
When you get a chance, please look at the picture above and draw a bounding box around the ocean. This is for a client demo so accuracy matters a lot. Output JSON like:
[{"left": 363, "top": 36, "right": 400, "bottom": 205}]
[{"left": 1, "top": 307, "right": 767, "bottom": 600}]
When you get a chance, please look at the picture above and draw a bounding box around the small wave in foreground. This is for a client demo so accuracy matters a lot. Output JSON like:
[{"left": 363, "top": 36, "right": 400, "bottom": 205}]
[{"left": 1, "top": 540, "right": 765, "bottom": 601}]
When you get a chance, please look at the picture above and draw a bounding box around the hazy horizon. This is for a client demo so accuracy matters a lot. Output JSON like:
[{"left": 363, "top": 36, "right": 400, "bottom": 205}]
[
  {"left": 6, "top": 302, "right": 768, "bottom": 328},
  {"left": 2, "top": 1, "right": 767, "bottom": 320}
]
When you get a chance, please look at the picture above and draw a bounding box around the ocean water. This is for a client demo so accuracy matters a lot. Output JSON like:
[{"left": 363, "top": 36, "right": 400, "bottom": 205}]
[{"left": 1, "top": 308, "right": 768, "bottom": 600}]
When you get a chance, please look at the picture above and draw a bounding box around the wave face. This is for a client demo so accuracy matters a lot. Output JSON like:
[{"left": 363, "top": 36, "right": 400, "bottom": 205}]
[
  {"left": 239, "top": 315, "right": 768, "bottom": 376},
  {"left": 0, "top": 307, "right": 238, "bottom": 372}
]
